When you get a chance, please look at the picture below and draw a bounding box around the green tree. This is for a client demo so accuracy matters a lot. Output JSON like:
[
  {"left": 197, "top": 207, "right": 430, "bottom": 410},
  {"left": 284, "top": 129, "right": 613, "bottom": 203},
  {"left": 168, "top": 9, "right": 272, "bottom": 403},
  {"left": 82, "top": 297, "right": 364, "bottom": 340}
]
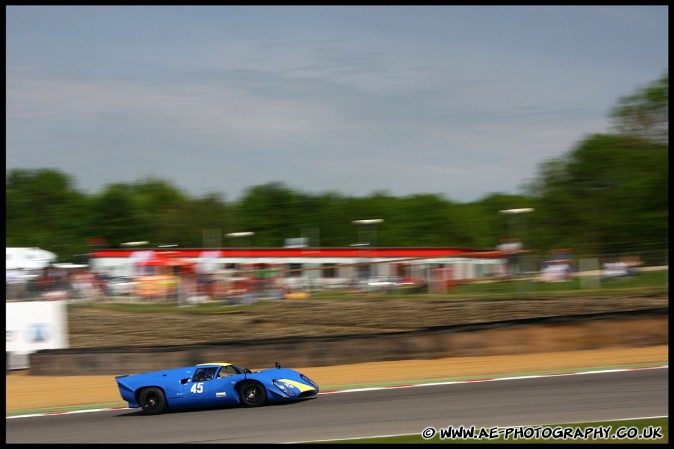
[
  {"left": 310, "top": 191, "right": 359, "bottom": 247},
  {"left": 236, "top": 182, "right": 311, "bottom": 247},
  {"left": 610, "top": 71, "right": 668, "bottom": 145},
  {"left": 382, "top": 193, "right": 454, "bottom": 247},
  {"left": 90, "top": 184, "right": 154, "bottom": 248},
  {"left": 157, "top": 193, "right": 234, "bottom": 248},
  {"left": 526, "top": 73, "right": 668, "bottom": 262},
  {"left": 459, "top": 193, "right": 534, "bottom": 249},
  {"left": 528, "top": 134, "right": 667, "bottom": 259},
  {"left": 6, "top": 169, "right": 92, "bottom": 260}
]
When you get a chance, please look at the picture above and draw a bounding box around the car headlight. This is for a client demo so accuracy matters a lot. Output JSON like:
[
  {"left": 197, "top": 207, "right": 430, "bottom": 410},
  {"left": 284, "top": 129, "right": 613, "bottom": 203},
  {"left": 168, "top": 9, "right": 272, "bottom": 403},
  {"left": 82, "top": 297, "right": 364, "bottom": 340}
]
[
  {"left": 300, "top": 374, "right": 317, "bottom": 387},
  {"left": 272, "top": 379, "right": 296, "bottom": 397}
]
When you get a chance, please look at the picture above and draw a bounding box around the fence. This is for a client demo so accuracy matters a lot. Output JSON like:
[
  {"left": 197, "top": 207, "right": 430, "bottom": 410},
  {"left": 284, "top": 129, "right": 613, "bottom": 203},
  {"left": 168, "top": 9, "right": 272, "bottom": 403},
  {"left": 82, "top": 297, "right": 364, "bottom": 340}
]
[{"left": 5, "top": 249, "right": 669, "bottom": 303}]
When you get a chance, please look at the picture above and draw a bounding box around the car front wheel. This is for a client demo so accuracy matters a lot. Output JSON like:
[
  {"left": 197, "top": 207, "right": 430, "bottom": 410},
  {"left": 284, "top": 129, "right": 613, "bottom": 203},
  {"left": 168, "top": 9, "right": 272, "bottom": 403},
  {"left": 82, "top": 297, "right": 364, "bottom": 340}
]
[
  {"left": 239, "top": 381, "right": 267, "bottom": 407},
  {"left": 138, "top": 387, "right": 167, "bottom": 415}
]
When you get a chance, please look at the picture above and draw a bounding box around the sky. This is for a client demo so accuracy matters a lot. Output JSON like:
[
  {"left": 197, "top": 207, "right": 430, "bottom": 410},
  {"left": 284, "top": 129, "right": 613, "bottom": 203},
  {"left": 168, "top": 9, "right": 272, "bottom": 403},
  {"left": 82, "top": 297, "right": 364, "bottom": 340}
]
[{"left": 5, "top": 5, "right": 669, "bottom": 203}]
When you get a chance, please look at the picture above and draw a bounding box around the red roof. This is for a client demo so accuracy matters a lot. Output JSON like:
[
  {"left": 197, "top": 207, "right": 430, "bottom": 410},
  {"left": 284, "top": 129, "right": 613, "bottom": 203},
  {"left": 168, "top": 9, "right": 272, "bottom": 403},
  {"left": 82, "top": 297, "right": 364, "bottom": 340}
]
[{"left": 91, "top": 247, "right": 504, "bottom": 259}]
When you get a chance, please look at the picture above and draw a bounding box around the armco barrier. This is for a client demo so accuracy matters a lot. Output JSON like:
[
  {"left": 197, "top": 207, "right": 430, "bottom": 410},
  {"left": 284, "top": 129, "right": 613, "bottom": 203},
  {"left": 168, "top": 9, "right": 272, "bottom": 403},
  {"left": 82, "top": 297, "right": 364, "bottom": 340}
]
[{"left": 28, "top": 309, "right": 667, "bottom": 375}]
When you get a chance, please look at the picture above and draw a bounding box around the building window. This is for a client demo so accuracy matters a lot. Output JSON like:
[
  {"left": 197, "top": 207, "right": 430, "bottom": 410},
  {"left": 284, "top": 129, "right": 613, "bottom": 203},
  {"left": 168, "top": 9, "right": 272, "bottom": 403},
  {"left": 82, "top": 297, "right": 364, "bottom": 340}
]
[
  {"left": 322, "top": 263, "right": 336, "bottom": 278},
  {"left": 288, "top": 263, "right": 303, "bottom": 277}
]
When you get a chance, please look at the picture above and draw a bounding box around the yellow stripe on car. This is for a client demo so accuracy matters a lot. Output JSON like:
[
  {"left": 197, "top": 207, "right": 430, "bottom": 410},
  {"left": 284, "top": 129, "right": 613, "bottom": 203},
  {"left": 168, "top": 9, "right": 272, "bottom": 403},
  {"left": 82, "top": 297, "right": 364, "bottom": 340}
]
[{"left": 278, "top": 379, "right": 315, "bottom": 393}]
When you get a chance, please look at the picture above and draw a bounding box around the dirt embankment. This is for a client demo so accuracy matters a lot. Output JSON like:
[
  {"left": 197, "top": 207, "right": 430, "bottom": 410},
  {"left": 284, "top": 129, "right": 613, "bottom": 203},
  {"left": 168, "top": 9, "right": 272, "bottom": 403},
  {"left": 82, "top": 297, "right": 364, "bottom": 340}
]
[{"left": 65, "top": 295, "right": 668, "bottom": 349}]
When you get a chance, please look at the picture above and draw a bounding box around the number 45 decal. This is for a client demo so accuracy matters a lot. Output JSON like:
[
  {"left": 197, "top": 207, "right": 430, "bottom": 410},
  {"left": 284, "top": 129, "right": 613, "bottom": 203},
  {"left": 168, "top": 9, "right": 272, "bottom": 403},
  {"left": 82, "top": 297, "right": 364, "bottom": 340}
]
[{"left": 191, "top": 382, "right": 204, "bottom": 393}]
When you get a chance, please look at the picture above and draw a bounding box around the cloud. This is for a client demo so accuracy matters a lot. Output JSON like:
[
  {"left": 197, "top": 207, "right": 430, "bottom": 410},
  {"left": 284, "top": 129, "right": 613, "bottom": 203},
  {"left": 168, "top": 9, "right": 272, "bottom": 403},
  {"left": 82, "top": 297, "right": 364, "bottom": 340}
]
[{"left": 6, "top": 6, "right": 667, "bottom": 202}]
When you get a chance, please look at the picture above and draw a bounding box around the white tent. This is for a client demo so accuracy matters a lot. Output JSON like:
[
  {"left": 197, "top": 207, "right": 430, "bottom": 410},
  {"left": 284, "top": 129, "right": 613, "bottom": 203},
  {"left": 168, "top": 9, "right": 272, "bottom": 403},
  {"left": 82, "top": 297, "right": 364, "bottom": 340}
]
[{"left": 5, "top": 247, "right": 57, "bottom": 270}]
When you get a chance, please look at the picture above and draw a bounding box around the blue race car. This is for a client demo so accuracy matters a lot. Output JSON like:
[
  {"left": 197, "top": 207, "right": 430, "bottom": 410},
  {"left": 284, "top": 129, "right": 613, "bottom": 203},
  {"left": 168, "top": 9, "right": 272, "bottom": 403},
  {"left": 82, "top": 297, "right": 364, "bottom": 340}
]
[{"left": 116, "top": 361, "right": 319, "bottom": 414}]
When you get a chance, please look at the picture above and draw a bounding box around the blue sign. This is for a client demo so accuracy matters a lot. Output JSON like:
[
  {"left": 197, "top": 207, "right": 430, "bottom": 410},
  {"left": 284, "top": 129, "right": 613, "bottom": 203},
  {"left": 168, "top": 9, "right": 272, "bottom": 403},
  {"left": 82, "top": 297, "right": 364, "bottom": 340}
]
[{"left": 25, "top": 323, "right": 50, "bottom": 343}]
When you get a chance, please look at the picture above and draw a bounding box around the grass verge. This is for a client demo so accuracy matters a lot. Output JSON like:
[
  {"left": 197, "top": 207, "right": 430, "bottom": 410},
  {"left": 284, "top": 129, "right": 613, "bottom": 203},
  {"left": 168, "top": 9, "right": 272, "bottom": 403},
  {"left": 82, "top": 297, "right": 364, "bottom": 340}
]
[{"left": 312, "top": 417, "right": 668, "bottom": 444}]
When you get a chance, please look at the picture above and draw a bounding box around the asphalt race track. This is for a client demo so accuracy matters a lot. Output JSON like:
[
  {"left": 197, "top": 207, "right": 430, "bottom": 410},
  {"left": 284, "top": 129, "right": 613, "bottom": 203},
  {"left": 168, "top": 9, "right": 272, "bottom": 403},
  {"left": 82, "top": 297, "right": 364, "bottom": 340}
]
[{"left": 6, "top": 368, "right": 668, "bottom": 444}]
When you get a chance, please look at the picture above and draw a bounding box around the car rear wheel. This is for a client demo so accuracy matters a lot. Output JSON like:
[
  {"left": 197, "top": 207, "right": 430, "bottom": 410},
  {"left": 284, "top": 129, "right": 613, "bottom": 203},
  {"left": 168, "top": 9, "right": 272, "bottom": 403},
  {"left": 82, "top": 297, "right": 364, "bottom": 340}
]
[
  {"left": 139, "top": 387, "right": 167, "bottom": 415},
  {"left": 239, "top": 381, "right": 267, "bottom": 407}
]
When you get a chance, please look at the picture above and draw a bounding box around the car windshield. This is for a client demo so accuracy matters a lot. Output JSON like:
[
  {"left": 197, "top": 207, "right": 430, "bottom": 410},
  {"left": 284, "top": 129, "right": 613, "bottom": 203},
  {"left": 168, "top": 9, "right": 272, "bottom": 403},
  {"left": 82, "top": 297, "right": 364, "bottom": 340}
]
[{"left": 193, "top": 368, "right": 216, "bottom": 381}]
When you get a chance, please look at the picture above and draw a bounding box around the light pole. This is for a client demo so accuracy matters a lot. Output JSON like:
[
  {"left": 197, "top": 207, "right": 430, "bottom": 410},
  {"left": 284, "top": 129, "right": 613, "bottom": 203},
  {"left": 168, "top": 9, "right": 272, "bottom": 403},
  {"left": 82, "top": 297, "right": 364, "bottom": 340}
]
[
  {"left": 352, "top": 219, "right": 383, "bottom": 278},
  {"left": 225, "top": 231, "right": 254, "bottom": 265},
  {"left": 121, "top": 241, "right": 149, "bottom": 247},
  {"left": 351, "top": 219, "right": 384, "bottom": 247},
  {"left": 225, "top": 231, "right": 255, "bottom": 242},
  {"left": 122, "top": 241, "right": 151, "bottom": 277},
  {"left": 225, "top": 232, "right": 254, "bottom": 255},
  {"left": 225, "top": 231, "right": 255, "bottom": 294},
  {"left": 498, "top": 208, "right": 534, "bottom": 276}
]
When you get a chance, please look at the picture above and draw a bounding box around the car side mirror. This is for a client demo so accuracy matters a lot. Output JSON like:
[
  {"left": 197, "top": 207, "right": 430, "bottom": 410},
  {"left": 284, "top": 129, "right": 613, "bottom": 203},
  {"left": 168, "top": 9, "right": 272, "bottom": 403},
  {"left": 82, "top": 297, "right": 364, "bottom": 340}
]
[
  {"left": 180, "top": 378, "right": 190, "bottom": 384},
  {"left": 275, "top": 362, "right": 281, "bottom": 368},
  {"left": 243, "top": 368, "right": 252, "bottom": 374}
]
